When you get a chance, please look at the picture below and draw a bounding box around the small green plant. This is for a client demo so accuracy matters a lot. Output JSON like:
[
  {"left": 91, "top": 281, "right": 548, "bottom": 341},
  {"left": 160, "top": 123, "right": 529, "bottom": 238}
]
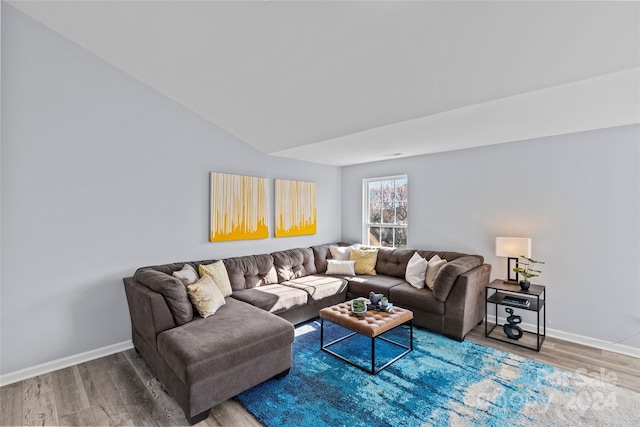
[
  {"left": 352, "top": 299, "right": 366, "bottom": 312},
  {"left": 512, "top": 256, "right": 545, "bottom": 282}
]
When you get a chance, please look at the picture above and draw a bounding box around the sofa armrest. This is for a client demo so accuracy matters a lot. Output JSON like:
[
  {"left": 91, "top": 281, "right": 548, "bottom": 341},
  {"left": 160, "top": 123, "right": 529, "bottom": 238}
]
[
  {"left": 123, "top": 277, "right": 176, "bottom": 375},
  {"left": 442, "top": 264, "right": 492, "bottom": 340},
  {"left": 433, "top": 256, "right": 483, "bottom": 302}
]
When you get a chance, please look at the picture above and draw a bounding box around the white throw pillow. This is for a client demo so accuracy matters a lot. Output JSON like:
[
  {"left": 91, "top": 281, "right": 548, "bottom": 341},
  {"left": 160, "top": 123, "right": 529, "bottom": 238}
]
[
  {"left": 425, "top": 255, "right": 447, "bottom": 290},
  {"left": 329, "top": 244, "right": 360, "bottom": 261},
  {"left": 326, "top": 259, "right": 357, "bottom": 276},
  {"left": 405, "top": 252, "right": 428, "bottom": 289},
  {"left": 172, "top": 263, "right": 199, "bottom": 286}
]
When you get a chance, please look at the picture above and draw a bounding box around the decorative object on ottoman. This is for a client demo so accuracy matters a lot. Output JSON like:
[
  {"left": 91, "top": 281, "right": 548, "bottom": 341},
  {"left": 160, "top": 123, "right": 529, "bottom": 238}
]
[
  {"left": 503, "top": 307, "right": 523, "bottom": 340},
  {"left": 369, "top": 291, "right": 384, "bottom": 305},
  {"left": 351, "top": 299, "right": 367, "bottom": 317},
  {"left": 512, "top": 256, "right": 545, "bottom": 290}
]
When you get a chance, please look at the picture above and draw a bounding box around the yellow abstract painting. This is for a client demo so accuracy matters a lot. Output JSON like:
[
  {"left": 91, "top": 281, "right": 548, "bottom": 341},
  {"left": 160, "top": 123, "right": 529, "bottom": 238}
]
[
  {"left": 210, "top": 172, "right": 268, "bottom": 242},
  {"left": 275, "top": 179, "right": 317, "bottom": 237}
]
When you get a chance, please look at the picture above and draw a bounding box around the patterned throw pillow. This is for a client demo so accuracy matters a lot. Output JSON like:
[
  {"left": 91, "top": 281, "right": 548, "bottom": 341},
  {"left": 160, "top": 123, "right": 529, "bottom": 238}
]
[
  {"left": 405, "top": 252, "right": 428, "bottom": 289},
  {"left": 350, "top": 248, "right": 378, "bottom": 275},
  {"left": 425, "top": 254, "right": 447, "bottom": 290},
  {"left": 187, "top": 275, "right": 226, "bottom": 318},
  {"left": 172, "top": 263, "right": 199, "bottom": 286},
  {"left": 199, "top": 260, "right": 233, "bottom": 297}
]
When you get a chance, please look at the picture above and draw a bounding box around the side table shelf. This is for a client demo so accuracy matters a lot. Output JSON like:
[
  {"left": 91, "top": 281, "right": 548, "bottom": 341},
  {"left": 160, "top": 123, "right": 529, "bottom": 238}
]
[{"left": 485, "top": 279, "right": 546, "bottom": 351}]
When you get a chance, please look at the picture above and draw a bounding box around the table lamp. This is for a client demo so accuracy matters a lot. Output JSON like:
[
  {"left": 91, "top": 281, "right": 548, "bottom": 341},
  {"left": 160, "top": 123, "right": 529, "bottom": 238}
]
[{"left": 496, "top": 237, "right": 531, "bottom": 284}]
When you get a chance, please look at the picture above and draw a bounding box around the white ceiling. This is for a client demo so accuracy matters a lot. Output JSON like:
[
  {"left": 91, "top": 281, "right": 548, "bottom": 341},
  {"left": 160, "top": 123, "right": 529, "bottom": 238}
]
[{"left": 8, "top": 1, "right": 640, "bottom": 166}]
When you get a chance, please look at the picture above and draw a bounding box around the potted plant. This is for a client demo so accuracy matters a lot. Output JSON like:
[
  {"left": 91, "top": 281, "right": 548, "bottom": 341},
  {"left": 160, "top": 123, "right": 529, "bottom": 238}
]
[
  {"left": 380, "top": 296, "right": 389, "bottom": 309},
  {"left": 351, "top": 299, "right": 367, "bottom": 317},
  {"left": 512, "top": 256, "right": 545, "bottom": 290}
]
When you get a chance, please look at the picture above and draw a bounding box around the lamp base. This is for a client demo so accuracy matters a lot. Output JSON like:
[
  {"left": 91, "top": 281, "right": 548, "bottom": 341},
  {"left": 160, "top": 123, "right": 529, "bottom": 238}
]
[{"left": 502, "top": 279, "right": 520, "bottom": 285}]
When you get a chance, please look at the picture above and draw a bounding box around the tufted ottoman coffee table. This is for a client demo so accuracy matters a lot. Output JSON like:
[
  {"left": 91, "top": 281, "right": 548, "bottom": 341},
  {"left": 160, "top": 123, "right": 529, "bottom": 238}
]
[{"left": 319, "top": 299, "right": 413, "bottom": 374}]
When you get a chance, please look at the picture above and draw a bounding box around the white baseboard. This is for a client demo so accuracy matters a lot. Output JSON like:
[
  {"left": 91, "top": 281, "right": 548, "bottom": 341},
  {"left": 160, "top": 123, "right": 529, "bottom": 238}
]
[
  {"left": 486, "top": 314, "right": 640, "bottom": 359},
  {"left": 0, "top": 340, "right": 134, "bottom": 387}
]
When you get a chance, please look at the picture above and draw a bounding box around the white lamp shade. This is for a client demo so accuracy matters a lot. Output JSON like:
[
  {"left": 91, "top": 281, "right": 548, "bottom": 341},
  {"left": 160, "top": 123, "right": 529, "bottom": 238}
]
[{"left": 496, "top": 237, "right": 531, "bottom": 258}]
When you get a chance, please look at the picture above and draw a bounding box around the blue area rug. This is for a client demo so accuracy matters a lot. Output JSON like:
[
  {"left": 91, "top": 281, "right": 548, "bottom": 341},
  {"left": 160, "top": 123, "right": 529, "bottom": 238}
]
[{"left": 237, "top": 320, "right": 639, "bottom": 427}]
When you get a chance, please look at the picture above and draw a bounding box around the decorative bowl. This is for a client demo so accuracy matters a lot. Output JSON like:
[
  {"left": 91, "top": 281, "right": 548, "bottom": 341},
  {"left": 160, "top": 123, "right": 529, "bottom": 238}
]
[{"left": 351, "top": 300, "right": 367, "bottom": 317}]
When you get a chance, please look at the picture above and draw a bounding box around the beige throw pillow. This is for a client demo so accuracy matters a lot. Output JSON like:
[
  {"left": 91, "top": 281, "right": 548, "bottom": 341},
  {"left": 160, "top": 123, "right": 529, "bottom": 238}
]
[
  {"left": 406, "top": 252, "right": 428, "bottom": 289},
  {"left": 199, "top": 261, "right": 233, "bottom": 297},
  {"left": 326, "top": 259, "right": 356, "bottom": 276},
  {"left": 350, "top": 248, "right": 378, "bottom": 275},
  {"left": 172, "top": 263, "right": 199, "bottom": 286},
  {"left": 425, "top": 254, "right": 447, "bottom": 290},
  {"left": 187, "top": 275, "right": 226, "bottom": 318},
  {"left": 329, "top": 244, "right": 360, "bottom": 261}
]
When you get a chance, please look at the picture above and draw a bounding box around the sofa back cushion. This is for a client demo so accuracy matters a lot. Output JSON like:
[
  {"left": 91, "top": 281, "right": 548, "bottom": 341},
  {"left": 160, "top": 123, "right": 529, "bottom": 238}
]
[
  {"left": 134, "top": 267, "right": 194, "bottom": 325},
  {"left": 310, "top": 243, "right": 333, "bottom": 273},
  {"left": 417, "top": 250, "right": 484, "bottom": 264},
  {"left": 223, "top": 254, "right": 278, "bottom": 290},
  {"left": 432, "top": 255, "right": 483, "bottom": 301},
  {"left": 271, "top": 247, "right": 317, "bottom": 282},
  {"left": 374, "top": 248, "right": 416, "bottom": 278}
]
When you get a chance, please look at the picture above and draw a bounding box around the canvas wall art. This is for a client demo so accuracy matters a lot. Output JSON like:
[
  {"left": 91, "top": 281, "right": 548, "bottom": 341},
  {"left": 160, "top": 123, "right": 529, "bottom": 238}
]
[
  {"left": 275, "top": 179, "right": 317, "bottom": 237},
  {"left": 210, "top": 172, "right": 268, "bottom": 242}
]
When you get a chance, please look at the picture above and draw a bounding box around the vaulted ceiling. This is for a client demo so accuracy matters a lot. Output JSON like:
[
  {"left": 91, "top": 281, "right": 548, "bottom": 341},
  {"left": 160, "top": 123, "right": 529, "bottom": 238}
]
[{"left": 8, "top": 1, "right": 640, "bottom": 166}]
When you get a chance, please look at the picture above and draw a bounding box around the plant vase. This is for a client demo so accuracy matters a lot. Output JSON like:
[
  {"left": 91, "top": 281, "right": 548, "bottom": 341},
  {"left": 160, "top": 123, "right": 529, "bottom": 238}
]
[{"left": 519, "top": 281, "right": 530, "bottom": 291}]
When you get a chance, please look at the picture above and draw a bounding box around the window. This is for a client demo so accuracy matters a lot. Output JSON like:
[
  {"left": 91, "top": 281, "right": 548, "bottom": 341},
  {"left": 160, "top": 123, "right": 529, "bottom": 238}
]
[{"left": 363, "top": 175, "right": 408, "bottom": 248}]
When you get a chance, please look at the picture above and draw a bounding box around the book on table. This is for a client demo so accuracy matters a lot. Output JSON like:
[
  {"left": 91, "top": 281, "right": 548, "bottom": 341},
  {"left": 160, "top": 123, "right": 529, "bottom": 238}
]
[{"left": 502, "top": 296, "right": 530, "bottom": 307}]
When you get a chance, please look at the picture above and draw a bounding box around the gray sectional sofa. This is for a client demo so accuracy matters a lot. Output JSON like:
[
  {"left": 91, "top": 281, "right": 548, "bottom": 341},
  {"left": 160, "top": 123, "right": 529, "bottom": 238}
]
[{"left": 123, "top": 243, "right": 491, "bottom": 424}]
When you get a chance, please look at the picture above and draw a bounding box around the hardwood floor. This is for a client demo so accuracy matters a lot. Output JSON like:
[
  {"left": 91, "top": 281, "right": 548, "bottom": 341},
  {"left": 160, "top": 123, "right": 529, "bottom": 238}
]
[{"left": 2, "top": 325, "right": 638, "bottom": 426}]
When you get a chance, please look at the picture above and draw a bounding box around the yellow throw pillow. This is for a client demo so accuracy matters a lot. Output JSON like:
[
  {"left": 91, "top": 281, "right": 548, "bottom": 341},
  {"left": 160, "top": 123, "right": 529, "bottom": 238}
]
[
  {"left": 350, "top": 248, "right": 378, "bottom": 275},
  {"left": 187, "top": 275, "right": 226, "bottom": 318},
  {"left": 199, "top": 261, "right": 233, "bottom": 297}
]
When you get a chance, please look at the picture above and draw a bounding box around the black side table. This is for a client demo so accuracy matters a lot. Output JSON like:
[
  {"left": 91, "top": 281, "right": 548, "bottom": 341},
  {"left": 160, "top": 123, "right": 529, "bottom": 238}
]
[{"left": 485, "top": 279, "right": 546, "bottom": 351}]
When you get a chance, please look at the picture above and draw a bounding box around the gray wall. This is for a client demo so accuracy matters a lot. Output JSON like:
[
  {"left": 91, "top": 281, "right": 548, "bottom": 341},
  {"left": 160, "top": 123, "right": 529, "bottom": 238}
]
[
  {"left": 342, "top": 125, "right": 640, "bottom": 350},
  {"left": 1, "top": 5, "right": 341, "bottom": 375}
]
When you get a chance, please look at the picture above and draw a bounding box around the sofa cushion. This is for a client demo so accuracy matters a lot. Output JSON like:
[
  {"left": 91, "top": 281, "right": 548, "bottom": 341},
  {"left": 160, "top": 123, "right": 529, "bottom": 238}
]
[
  {"left": 186, "top": 275, "right": 226, "bottom": 318},
  {"left": 157, "top": 298, "right": 294, "bottom": 385},
  {"left": 223, "top": 254, "right": 278, "bottom": 290},
  {"left": 389, "top": 283, "right": 445, "bottom": 315},
  {"left": 417, "top": 250, "right": 483, "bottom": 264},
  {"left": 347, "top": 275, "right": 406, "bottom": 297},
  {"left": 271, "top": 248, "right": 317, "bottom": 282},
  {"left": 433, "top": 255, "right": 483, "bottom": 302},
  {"left": 133, "top": 267, "right": 193, "bottom": 325},
  {"left": 231, "top": 284, "right": 309, "bottom": 313},
  {"left": 310, "top": 243, "right": 332, "bottom": 273},
  {"left": 199, "top": 261, "right": 233, "bottom": 297},
  {"left": 375, "top": 248, "right": 416, "bottom": 278},
  {"left": 281, "top": 275, "right": 348, "bottom": 301}
]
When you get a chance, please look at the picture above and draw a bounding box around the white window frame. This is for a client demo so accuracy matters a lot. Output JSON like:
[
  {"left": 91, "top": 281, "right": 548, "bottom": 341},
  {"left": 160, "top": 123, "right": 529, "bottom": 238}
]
[{"left": 362, "top": 174, "right": 408, "bottom": 248}]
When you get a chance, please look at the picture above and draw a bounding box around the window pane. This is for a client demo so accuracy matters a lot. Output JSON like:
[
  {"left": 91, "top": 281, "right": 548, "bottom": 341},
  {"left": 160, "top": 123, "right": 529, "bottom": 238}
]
[
  {"left": 395, "top": 179, "right": 407, "bottom": 202},
  {"left": 380, "top": 227, "right": 394, "bottom": 247},
  {"left": 382, "top": 180, "right": 395, "bottom": 202},
  {"left": 382, "top": 202, "right": 395, "bottom": 223},
  {"left": 395, "top": 228, "right": 408, "bottom": 248},
  {"left": 396, "top": 202, "right": 408, "bottom": 224},
  {"left": 369, "top": 203, "right": 382, "bottom": 224},
  {"left": 368, "top": 181, "right": 381, "bottom": 204},
  {"left": 368, "top": 227, "right": 380, "bottom": 246}
]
